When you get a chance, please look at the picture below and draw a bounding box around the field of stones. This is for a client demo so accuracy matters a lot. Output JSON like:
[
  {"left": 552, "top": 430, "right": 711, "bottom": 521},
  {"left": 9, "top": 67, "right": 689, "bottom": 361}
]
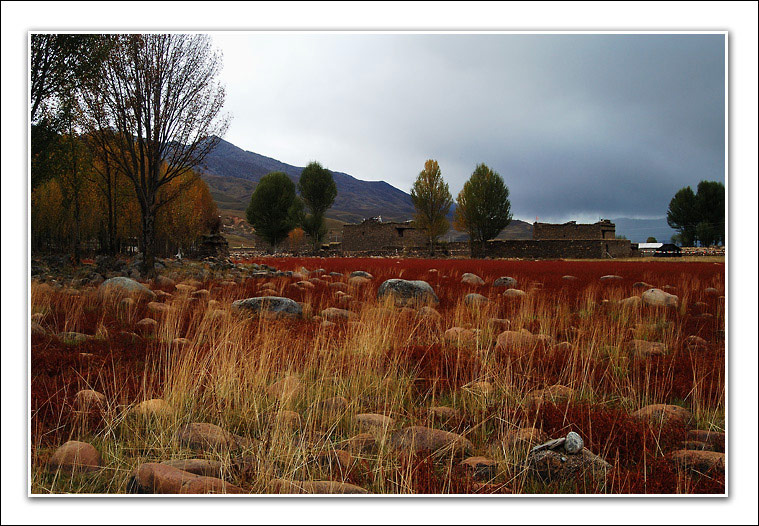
[{"left": 30, "top": 256, "right": 726, "bottom": 495}]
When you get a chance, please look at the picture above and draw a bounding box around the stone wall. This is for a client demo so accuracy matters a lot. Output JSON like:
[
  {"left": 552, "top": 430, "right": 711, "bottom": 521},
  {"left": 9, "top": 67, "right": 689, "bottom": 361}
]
[
  {"left": 342, "top": 220, "right": 428, "bottom": 254},
  {"left": 343, "top": 239, "right": 633, "bottom": 259},
  {"left": 533, "top": 220, "right": 616, "bottom": 240},
  {"left": 482, "top": 239, "right": 632, "bottom": 259}
]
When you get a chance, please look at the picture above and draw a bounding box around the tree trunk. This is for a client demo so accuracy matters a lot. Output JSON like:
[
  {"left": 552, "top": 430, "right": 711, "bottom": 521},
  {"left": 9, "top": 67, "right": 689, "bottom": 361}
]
[
  {"left": 140, "top": 207, "right": 156, "bottom": 277},
  {"left": 428, "top": 234, "right": 435, "bottom": 257}
]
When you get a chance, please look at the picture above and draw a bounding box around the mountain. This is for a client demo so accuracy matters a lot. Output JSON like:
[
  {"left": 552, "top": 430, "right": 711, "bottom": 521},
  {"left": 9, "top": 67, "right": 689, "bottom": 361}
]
[
  {"left": 198, "top": 138, "right": 417, "bottom": 223},
  {"left": 610, "top": 217, "right": 677, "bottom": 243}
]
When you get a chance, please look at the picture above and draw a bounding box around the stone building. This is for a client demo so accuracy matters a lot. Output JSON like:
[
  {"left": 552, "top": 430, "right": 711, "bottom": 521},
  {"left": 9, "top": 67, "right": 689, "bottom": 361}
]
[
  {"left": 338, "top": 217, "right": 633, "bottom": 259},
  {"left": 341, "top": 217, "right": 428, "bottom": 255},
  {"left": 533, "top": 219, "right": 617, "bottom": 240}
]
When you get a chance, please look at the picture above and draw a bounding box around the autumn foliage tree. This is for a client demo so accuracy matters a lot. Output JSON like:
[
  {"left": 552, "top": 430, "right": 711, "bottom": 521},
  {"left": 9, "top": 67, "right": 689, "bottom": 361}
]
[
  {"left": 454, "top": 163, "right": 512, "bottom": 257},
  {"left": 410, "top": 159, "right": 452, "bottom": 256},
  {"left": 93, "top": 34, "right": 229, "bottom": 275}
]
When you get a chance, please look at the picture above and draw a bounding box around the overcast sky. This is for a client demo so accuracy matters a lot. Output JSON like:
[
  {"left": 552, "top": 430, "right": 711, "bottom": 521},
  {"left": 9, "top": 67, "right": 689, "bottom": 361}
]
[{"left": 211, "top": 33, "right": 725, "bottom": 223}]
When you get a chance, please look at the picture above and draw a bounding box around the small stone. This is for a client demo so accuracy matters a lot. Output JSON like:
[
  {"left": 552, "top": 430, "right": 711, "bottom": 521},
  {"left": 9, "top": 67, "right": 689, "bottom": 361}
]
[{"left": 564, "top": 431, "right": 584, "bottom": 454}]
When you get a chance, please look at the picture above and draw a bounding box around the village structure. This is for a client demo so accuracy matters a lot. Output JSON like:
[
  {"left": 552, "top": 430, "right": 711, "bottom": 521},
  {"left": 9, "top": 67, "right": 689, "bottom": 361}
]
[
  {"left": 226, "top": 216, "right": 647, "bottom": 259},
  {"left": 339, "top": 217, "right": 635, "bottom": 258}
]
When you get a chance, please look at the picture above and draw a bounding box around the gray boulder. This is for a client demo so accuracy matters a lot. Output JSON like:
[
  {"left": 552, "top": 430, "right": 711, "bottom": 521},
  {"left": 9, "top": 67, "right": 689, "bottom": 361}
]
[
  {"left": 99, "top": 276, "right": 156, "bottom": 301},
  {"left": 377, "top": 279, "right": 438, "bottom": 307},
  {"left": 493, "top": 276, "right": 518, "bottom": 288},
  {"left": 641, "top": 288, "right": 678, "bottom": 308},
  {"left": 231, "top": 296, "right": 303, "bottom": 318}
]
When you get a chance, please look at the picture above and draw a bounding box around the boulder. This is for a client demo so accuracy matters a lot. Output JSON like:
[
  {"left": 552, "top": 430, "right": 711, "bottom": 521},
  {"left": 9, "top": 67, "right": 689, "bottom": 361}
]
[
  {"left": 191, "top": 289, "right": 211, "bottom": 300},
  {"left": 391, "top": 426, "right": 473, "bottom": 457},
  {"left": 99, "top": 277, "right": 156, "bottom": 301},
  {"left": 269, "top": 410, "right": 302, "bottom": 429},
  {"left": 136, "top": 318, "right": 159, "bottom": 334},
  {"left": 599, "top": 275, "right": 623, "bottom": 282},
  {"left": 160, "top": 459, "right": 224, "bottom": 478},
  {"left": 562, "top": 275, "right": 579, "bottom": 281},
  {"left": 269, "top": 479, "right": 368, "bottom": 494},
  {"left": 626, "top": 339, "right": 667, "bottom": 358},
  {"left": 344, "top": 433, "right": 378, "bottom": 455},
  {"left": 321, "top": 307, "right": 357, "bottom": 322},
  {"left": 176, "top": 422, "right": 249, "bottom": 452},
  {"left": 461, "top": 273, "right": 485, "bottom": 286},
  {"left": 58, "top": 332, "right": 93, "bottom": 345},
  {"left": 632, "top": 404, "right": 692, "bottom": 427},
  {"left": 147, "top": 302, "right": 171, "bottom": 314},
  {"left": 31, "top": 320, "right": 47, "bottom": 337},
  {"left": 641, "top": 288, "right": 678, "bottom": 308},
  {"left": 464, "top": 293, "right": 489, "bottom": 307},
  {"left": 73, "top": 389, "right": 107, "bottom": 413},
  {"left": 618, "top": 296, "right": 641, "bottom": 308},
  {"left": 231, "top": 296, "right": 303, "bottom": 318},
  {"left": 672, "top": 450, "right": 725, "bottom": 475},
  {"left": 417, "top": 306, "right": 443, "bottom": 321},
  {"left": 354, "top": 413, "right": 395, "bottom": 432},
  {"left": 444, "top": 327, "right": 477, "bottom": 347},
  {"left": 493, "top": 276, "right": 518, "bottom": 288},
  {"left": 503, "top": 289, "right": 527, "bottom": 299},
  {"left": 487, "top": 318, "right": 511, "bottom": 332},
  {"left": 154, "top": 275, "right": 176, "bottom": 290},
  {"left": 687, "top": 430, "right": 725, "bottom": 452},
  {"left": 495, "top": 330, "right": 536, "bottom": 352},
  {"left": 429, "top": 406, "right": 461, "bottom": 422},
  {"left": 377, "top": 279, "right": 438, "bottom": 307},
  {"left": 348, "top": 276, "right": 371, "bottom": 287},
  {"left": 130, "top": 463, "right": 243, "bottom": 494},
  {"left": 47, "top": 440, "right": 101, "bottom": 473}
]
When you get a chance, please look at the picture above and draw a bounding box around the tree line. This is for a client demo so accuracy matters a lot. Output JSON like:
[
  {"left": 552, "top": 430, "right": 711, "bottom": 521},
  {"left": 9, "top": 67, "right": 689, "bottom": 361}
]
[
  {"left": 31, "top": 34, "right": 228, "bottom": 275},
  {"left": 667, "top": 180, "right": 725, "bottom": 247}
]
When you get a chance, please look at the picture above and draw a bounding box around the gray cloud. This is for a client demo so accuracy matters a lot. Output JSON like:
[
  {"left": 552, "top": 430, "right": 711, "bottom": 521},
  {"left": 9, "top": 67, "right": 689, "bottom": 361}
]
[{"left": 213, "top": 33, "right": 724, "bottom": 222}]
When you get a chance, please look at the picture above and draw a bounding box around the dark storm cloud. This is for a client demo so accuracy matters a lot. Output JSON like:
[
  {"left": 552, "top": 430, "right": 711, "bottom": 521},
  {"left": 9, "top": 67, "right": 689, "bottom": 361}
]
[{"left": 214, "top": 33, "right": 725, "bottom": 221}]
